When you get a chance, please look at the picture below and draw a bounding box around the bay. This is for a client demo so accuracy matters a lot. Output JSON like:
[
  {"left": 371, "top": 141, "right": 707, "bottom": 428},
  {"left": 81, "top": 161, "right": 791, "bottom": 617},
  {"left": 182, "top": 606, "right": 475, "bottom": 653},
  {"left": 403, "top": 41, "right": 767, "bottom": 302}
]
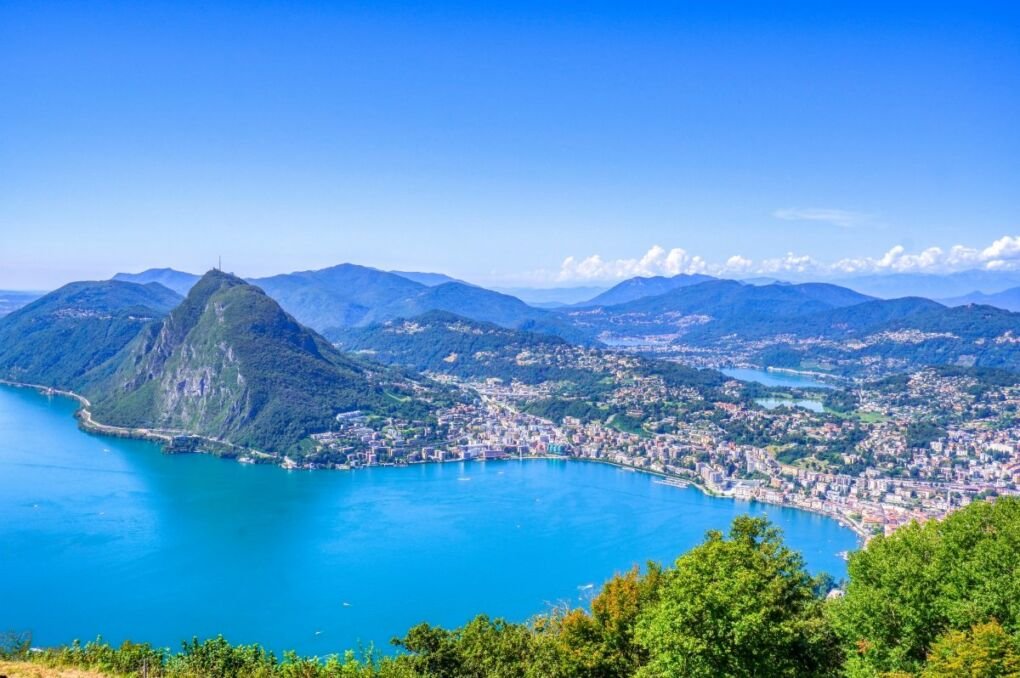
[{"left": 0, "top": 385, "right": 857, "bottom": 656}]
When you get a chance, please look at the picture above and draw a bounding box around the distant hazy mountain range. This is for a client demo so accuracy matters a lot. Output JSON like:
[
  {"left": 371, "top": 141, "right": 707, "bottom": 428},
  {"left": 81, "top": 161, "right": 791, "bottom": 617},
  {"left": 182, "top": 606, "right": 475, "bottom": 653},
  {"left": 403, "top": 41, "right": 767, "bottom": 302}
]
[
  {"left": 836, "top": 270, "right": 1020, "bottom": 300},
  {"left": 107, "top": 265, "right": 1020, "bottom": 373},
  {"left": 112, "top": 268, "right": 200, "bottom": 296},
  {"left": 110, "top": 265, "right": 1020, "bottom": 315},
  {"left": 0, "top": 291, "right": 44, "bottom": 317},
  {"left": 491, "top": 286, "right": 610, "bottom": 307},
  {"left": 941, "top": 287, "right": 1020, "bottom": 312}
]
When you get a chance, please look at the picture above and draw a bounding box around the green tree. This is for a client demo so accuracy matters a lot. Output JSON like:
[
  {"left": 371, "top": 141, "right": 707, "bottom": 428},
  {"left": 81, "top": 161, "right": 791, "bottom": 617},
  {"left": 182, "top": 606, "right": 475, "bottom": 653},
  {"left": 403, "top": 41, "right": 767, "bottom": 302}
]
[
  {"left": 393, "top": 615, "right": 535, "bottom": 678},
  {"left": 634, "top": 516, "right": 838, "bottom": 677},
  {"left": 529, "top": 564, "right": 664, "bottom": 677},
  {"left": 830, "top": 497, "right": 1020, "bottom": 676},
  {"left": 921, "top": 621, "right": 1020, "bottom": 678}
]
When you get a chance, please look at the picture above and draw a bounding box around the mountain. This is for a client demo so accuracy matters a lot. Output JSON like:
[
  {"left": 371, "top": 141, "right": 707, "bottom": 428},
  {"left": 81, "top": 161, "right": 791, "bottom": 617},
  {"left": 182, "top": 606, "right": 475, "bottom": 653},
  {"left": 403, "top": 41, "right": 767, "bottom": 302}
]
[
  {"left": 0, "top": 281, "right": 182, "bottom": 388},
  {"left": 754, "top": 298, "right": 1020, "bottom": 374},
  {"left": 334, "top": 310, "right": 578, "bottom": 383},
  {"left": 361, "top": 281, "right": 593, "bottom": 343},
  {"left": 565, "top": 279, "right": 873, "bottom": 338},
  {"left": 113, "top": 268, "right": 201, "bottom": 296},
  {"left": 389, "top": 270, "right": 464, "bottom": 286},
  {"left": 575, "top": 274, "right": 717, "bottom": 307},
  {"left": 0, "top": 291, "right": 44, "bottom": 316},
  {"left": 837, "top": 270, "right": 1020, "bottom": 300},
  {"left": 250, "top": 264, "right": 424, "bottom": 332},
  {"left": 941, "top": 287, "right": 1020, "bottom": 312},
  {"left": 88, "top": 270, "right": 433, "bottom": 455},
  {"left": 250, "top": 264, "right": 592, "bottom": 343}
]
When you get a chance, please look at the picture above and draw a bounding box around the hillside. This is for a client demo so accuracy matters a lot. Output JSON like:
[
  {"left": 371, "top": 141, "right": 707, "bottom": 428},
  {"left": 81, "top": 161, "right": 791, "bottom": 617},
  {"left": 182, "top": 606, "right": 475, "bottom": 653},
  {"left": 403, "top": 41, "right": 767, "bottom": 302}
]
[
  {"left": 0, "top": 281, "right": 182, "bottom": 389},
  {"left": 334, "top": 310, "right": 586, "bottom": 383},
  {"left": 87, "top": 271, "right": 434, "bottom": 455},
  {"left": 703, "top": 296, "right": 1020, "bottom": 375}
]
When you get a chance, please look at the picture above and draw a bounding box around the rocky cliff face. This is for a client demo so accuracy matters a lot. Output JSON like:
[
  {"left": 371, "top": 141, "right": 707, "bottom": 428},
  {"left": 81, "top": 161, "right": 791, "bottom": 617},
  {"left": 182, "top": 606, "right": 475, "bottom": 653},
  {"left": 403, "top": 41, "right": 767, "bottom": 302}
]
[{"left": 89, "top": 270, "right": 418, "bottom": 454}]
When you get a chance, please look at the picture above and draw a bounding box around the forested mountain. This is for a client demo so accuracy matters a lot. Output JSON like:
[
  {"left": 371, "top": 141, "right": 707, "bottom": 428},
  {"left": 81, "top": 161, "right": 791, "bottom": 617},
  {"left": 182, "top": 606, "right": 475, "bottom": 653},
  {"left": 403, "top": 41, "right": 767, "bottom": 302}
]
[
  {"left": 251, "top": 264, "right": 425, "bottom": 332},
  {"left": 749, "top": 299, "right": 1020, "bottom": 374},
  {"left": 88, "top": 270, "right": 435, "bottom": 454},
  {"left": 251, "top": 264, "right": 591, "bottom": 342},
  {"left": 565, "top": 279, "right": 873, "bottom": 337},
  {"left": 363, "top": 281, "right": 592, "bottom": 343},
  {"left": 575, "top": 273, "right": 717, "bottom": 307},
  {"left": 0, "top": 280, "right": 181, "bottom": 388},
  {"left": 556, "top": 278, "right": 1020, "bottom": 373},
  {"left": 678, "top": 295, "right": 942, "bottom": 342},
  {"left": 334, "top": 310, "right": 584, "bottom": 383},
  {"left": 113, "top": 268, "right": 201, "bottom": 295}
]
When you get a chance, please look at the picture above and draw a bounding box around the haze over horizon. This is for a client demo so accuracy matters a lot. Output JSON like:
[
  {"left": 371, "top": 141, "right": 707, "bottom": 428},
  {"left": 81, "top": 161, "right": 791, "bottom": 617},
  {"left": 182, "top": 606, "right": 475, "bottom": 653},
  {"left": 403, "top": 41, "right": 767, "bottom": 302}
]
[{"left": 2, "top": 1, "right": 1017, "bottom": 289}]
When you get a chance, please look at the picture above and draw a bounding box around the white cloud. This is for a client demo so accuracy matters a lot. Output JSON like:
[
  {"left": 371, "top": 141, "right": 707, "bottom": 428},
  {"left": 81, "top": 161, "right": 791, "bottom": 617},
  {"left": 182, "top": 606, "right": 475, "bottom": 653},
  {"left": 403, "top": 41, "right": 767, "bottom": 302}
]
[
  {"left": 724, "top": 255, "right": 754, "bottom": 273},
  {"left": 557, "top": 245, "right": 710, "bottom": 282},
  {"left": 550, "top": 234, "right": 1020, "bottom": 283},
  {"left": 772, "top": 207, "right": 870, "bottom": 228},
  {"left": 757, "top": 252, "right": 821, "bottom": 274}
]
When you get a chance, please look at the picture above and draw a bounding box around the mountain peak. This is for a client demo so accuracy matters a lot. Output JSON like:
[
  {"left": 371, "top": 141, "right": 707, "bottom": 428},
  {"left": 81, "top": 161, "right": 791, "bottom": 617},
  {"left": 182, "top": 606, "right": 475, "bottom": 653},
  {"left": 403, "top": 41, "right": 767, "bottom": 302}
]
[{"left": 87, "top": 271, "right": 437, "bottom": 455}]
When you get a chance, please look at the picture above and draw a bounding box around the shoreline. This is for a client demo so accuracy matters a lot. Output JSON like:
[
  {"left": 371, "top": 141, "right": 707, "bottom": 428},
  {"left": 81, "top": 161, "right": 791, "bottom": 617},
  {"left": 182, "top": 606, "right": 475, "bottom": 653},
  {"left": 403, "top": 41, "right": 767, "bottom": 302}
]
[
  {"left": 0, "top": 379, "right": 255, "bottom": 457},
  {"left": 0, "top": 379, "right": 869, "bottom": 541}
]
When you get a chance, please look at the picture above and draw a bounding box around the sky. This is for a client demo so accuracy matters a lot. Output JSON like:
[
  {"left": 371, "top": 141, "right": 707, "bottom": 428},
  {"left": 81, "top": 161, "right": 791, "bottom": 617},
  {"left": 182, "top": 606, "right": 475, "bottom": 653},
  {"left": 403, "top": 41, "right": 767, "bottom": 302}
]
[{"left": 1, "top": 1, "right": 1018, "bottom": 290}]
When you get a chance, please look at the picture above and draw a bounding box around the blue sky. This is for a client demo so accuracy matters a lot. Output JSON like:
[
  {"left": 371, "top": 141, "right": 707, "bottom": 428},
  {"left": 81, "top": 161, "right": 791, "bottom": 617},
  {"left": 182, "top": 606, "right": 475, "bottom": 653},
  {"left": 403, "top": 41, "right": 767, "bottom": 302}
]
[{"left": 1, "top": 1, "right": 1018, "bottom": 289}]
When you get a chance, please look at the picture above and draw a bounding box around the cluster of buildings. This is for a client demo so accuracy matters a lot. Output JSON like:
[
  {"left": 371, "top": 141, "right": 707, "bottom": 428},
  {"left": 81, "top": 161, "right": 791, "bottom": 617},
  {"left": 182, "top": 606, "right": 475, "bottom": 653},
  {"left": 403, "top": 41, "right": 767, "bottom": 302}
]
[{"left": 291, "top": 345, "right": 1020, "bottom": 540}]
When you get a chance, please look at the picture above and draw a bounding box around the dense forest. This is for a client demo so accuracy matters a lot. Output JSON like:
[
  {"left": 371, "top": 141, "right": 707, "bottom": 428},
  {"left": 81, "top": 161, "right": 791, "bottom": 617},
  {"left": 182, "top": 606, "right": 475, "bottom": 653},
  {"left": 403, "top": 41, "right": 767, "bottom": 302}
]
[{"left": 5, "top": 497, "right": 1018, "bottom": 677}]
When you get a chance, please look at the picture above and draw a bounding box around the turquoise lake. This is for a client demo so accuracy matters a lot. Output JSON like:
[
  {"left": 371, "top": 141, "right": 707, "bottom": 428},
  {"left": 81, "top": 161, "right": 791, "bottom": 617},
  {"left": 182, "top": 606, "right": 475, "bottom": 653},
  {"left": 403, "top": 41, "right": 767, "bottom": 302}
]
[
  {"left": 755, "top": 397, "right": 825, "bottom": 413},
  {"left": 723, "top": 367, "right": 835, "bottom": 390},
  {"left": 0, "top": 385, "right": 858, "bottom": 656}
]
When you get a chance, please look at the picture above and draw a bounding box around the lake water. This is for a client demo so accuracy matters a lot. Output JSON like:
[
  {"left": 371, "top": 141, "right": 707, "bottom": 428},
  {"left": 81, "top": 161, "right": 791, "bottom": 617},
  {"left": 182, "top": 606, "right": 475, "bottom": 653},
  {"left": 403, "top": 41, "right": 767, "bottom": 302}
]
[
  {"left": 0, "top": 385, "right": 857, "bottom": 656},
  {"left": 755, "top": 397, "right": 825, "bottom": 413},
  {"left": 723, "top": 367, "right": 835, "bottom": 390}
]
